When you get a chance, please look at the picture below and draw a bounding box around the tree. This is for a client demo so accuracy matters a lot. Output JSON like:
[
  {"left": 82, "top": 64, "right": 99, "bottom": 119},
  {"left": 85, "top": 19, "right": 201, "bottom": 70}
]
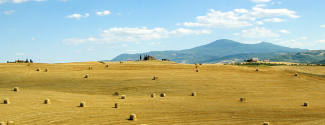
[
  {"left": 25, "top": 59, "right": 29, "bottom": 63},
  {"left": 30, "top": 59, "right": 33, "bottom": 63}
]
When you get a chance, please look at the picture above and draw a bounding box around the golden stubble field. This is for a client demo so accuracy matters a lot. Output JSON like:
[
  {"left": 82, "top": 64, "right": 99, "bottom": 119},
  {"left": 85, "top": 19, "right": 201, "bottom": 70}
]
[{"left": 0, "top": 61, "right": 325, "bottom": 125}]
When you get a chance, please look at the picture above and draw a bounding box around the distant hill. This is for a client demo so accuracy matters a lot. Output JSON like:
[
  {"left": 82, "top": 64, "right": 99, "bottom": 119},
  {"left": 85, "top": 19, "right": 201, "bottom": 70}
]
[
  {"left": 111, "top": 39, "right": 307, "bottom": 64},
  {"left": 270, "top": 50, "right": 325, "bottom": 64}
]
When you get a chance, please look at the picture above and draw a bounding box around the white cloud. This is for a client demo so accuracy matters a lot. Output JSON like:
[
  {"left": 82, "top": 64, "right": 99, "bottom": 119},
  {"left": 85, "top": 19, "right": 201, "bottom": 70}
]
[
  {"left": 0, "top": 0, "right": 45, "bottom": 4},
  {"left": 279, "top": 29, "right": 290, "bottom": 34},
  {"left": 251, "top": 0, "right": 272, "bottom": 3},
  {"left": 318, "top": 40, "right": 325, "bottom": 43},
  {"left": 183, "top": 5, "right": 299, "bottom": 28},
  {"left": 63, "top": 27, "right": 211, "bottom": 44},
  {"left": 239, "top": 27, "right": 279, "bottom": 38},
  {"left": 264, "top": 18, "right": 284, "bottom": 22},
  {"left": 320, "top": 25, "right": 325, "bottom": 28},
  {"left": 298, "top": 36, "right": 308, "bottom": 40},
  {"left": 67, "top": 13, "right": 89, "bottom": 20},
  {"left": 96, "top": 10, "right": 111, "bottom": 16},
  {"left": 3, "top": 10, "right": 15, "bottom": 15},
  {"left": 183, "top": 9, "right": 252, "bottom": 28}
]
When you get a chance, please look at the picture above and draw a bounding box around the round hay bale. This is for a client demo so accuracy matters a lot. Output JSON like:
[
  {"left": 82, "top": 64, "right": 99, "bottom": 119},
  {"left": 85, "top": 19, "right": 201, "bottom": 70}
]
[
  {"left": 160, "top": 93, "right": 166, "bottom": 97},
  {"left": 7, "top": 121, "right": 14, "bottom": 125},
  {"left": 4, "top": 98, "right": 10, "bottom": 104},
  {"left": 151, "top": 93, "right": 156, "bottom": 98},
  {"left": 36, "top": 68, "right": 40, "bottom": 71},
  {"left": 240, "top": 98, "right": 246, "bottom": 102},
  {"left": 303, "top": 102, "right": 308, "bottom": 107},
  {"left": 195, "top": 69, "right": 199, "bottom": 72},
  {"left": 13, "top": 87, "right": 19, "bottom": 92},
  {"left": 44, "top": 98, "right": 51, "bottom": 104},
  {"left": 106, "top": 64, "right": 109, "bottom": 68},
  {"left": 191, "top": 92, "right": 197, "bottom": 96},
  {"left": 114, "top": 103, "right": 119, "bottom": 108},
  {"left": 0, "top": 121, "right": 6, "bottom": 125},
  {"left": 152, "top": 76, "right": 158, "bottom": 80},
  {"left": 44, "top": 68, "right": 48, "bottom": 72},
  {"left": 256, "top": 69, "right": 259, "bottom": 72},
  {"left": 113, "top": 92, "right": 120, "bottom": 96},
  {"left": 129, "top": 114, "right": 137, "bottom": 121},
  {"left": 84, "top": 74, "right": 89, "bottom": 78},
  {"left": 88, "top": 66, "right": 93, "bottom": 70},
  {"left": 80, "top": 101, "right": 86, "bottom": 107},
  {"left": 121, "top": 95, "right": 126, "bottom": 99},
  {"left": 294, "top": 73, "right": 299, "bottom": 76},
  {"left": 263, "top": 122, "right": 269, "bottom": 125}
]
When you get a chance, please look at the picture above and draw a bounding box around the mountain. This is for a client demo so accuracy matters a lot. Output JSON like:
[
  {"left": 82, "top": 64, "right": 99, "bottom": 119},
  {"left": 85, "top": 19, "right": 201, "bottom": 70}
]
[
  {"left": 111, "top": 39, "right": 307, "bottom": 64},
  {"left": 270, "top": 50, "right": 325, "bottom": 64}
]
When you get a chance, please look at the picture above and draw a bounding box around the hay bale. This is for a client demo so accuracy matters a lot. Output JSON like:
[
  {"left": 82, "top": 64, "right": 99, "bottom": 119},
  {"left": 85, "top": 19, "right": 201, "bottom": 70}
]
[
  {"left": 160, "top": 93, "right": 166, "bottom": 97},
  {"left": 256, "top": 69, "right": 259, "bottom": 72},
  {"left": 4, "top": 98, "right": 10, "bottom": 104},
  {"left": 113, "top": 92, "right": 120, "bottom": 96},
  {"left": 303, "top": 102, "right": 308, "bottom": 107},
  {"left": 152, "top": 76, "right": 158, "bottom": 80},
  {"left": 7, "top": 121, "right": 14, "bottom": 125},
  {"left": 129, "top": 114, "right": 137, "bottom": 121},
  {"left": 0, "top": 121, "right": 6, "bottom": 125},
  {"left": 191, "top": 92, "right": 197, "bottom": 96},
  {"left": 121, "top": 95, "right": 126, "bottom": 99},
  {"left": 36, "top": 68, "right": 40, "bottom": 71},
  {"left": 195, "top": 69, "right": 199, "bottom": 72},
  {"left": 44, "top": 98, "right": 50, "bottom": 104},
  {"left": 80, "top": 101, "right": 86, "bottom": 107},
  {"left": 44, "top": 68, "right": 48, "bottom": 72},
  {"left": 151, "top": 93, "right": 156, "bottom": 98},
  {"left": 88, "top": 66, "right": 93, "bottom": 70},
  {"left": 114, "top": 103, "right": 119, "bottom": 108},
  {"left": 263, "top": 122, "right": 269, "bottom": 125},
  {"left": 106, "top": 64, "right": 109, "bottom": 68},
  {"left": 294, "top": 73, "right": 299, "bottom": 76},
  {"left": 84, "top": 74, "right": 89, "bottom": 78},
  {"left": 240, "top": 98, "right": 246, "bottom": 102},
  {"left": 13, "top": 87, "right": 19, "bottom": 92}
]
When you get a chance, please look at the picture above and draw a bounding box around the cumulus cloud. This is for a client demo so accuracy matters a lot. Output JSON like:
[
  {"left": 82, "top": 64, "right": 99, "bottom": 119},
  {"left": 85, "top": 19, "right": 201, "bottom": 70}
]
[
  {"left": 239, "top": 27, "right": 279, "bottom": 38},
  {"left": 3, "top": 10, "right": 15, "bottom": 15},
  {"left": 67, "top": 13, "right": 89, "bottom": 20},
  {"left": 279, "top": 29, "right": 290, "bottom": 34},
  {"left": 321, "top": 25, "right": 325, "bottom": 28},
  {"left": 0, "top": 0, "right": 45, "bottom": 4},
  {"left": 183, "top": 5, "right": 299, "bottom": 28},
  {"left": 96, "top": 10, "right": 111, "bottom": 16},
  {"left": 251, "top": 0, "right": 272, "bottom": 3},
  {"left": 264, "top": 18, "right": 284, "bottom": 22},
  {"left": 318, "top": 40, "right": 325, "bottom": 43},
  {"left": 63, "top": 27, "right": 211, "bottom": 44}
]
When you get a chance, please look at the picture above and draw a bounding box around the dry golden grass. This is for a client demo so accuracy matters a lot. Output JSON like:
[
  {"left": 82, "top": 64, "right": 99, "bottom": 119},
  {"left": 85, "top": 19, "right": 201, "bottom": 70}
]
[{"left": 0, "top": 61, "right": 325, "bottom": 124}]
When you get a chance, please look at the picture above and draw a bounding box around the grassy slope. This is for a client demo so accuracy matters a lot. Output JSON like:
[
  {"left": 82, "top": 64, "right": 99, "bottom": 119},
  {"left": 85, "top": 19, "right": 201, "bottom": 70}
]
[{"left": 0, "top": 61, "right": 325, "bottom": 124}]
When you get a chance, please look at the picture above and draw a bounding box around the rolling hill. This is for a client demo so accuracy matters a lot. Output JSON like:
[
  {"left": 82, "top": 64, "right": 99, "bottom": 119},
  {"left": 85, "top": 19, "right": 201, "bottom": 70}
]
[
  {"left": 111, "top": 39, "right": 306, "bottom": 64},
  {"left": 270, "top": 50, "right": 325, "bottom": 64}
]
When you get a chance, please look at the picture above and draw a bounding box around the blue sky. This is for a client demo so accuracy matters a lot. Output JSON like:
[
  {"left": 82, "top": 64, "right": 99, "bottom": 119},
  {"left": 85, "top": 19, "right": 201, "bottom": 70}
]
[{"left": 0, "top": 0, "right": 325, "bottom": 63}]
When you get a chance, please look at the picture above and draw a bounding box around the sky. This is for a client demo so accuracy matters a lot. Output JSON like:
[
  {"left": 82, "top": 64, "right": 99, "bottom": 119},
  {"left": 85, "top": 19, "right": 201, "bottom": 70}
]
[{"left": 0, "top": 0, "right": 325, "bottom": 63}]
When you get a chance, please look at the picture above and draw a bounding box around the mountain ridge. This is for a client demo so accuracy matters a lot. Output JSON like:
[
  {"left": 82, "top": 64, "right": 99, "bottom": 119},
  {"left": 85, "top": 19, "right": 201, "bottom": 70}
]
[{"left": 111, "top": 39, "right": 307, "bottom": 64}]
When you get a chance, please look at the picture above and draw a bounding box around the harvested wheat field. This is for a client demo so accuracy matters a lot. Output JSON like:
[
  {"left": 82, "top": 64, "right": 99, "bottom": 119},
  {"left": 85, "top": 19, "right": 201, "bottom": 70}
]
[{"left": 0, "top": 61, "right": 325, "bottom": 125}]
